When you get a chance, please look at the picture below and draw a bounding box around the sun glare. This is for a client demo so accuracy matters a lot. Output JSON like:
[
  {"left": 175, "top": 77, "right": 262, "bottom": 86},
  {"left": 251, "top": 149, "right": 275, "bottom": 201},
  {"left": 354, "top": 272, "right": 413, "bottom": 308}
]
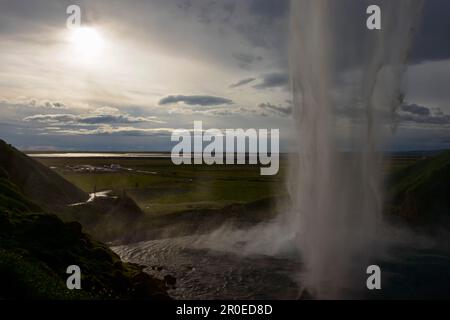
[{"left": 70, "top": 27, "right": 104, "bottom": 61}]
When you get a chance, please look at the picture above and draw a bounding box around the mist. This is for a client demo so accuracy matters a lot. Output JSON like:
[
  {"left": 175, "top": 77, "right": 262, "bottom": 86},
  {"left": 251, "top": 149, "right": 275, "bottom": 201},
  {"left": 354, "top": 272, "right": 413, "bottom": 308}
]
[
  {"left": 175, "top": 0, "right": 426, "bottom": 299},
  {"left": 287, "top": 0, "right": 423, "bottom": 298}
]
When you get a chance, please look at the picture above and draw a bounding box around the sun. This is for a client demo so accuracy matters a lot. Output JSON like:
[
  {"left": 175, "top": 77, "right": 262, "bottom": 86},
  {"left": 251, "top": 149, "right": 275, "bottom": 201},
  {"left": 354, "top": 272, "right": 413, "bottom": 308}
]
[{"left": 70, "top": 27, "right": 104, "bottom": 61}]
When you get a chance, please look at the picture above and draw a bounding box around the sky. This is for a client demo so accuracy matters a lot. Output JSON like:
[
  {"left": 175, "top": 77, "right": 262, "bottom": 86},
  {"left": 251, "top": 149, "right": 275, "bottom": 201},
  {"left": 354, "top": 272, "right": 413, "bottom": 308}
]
[{"left": 0, "top": 0, "right": 449, "bottom": 151}]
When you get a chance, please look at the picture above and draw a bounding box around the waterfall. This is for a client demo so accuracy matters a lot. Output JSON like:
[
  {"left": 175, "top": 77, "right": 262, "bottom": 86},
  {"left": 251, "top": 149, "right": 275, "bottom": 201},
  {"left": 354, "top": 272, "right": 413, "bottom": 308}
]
[{"left": 288, "top": 0, "right": 423, "bottom": 298}]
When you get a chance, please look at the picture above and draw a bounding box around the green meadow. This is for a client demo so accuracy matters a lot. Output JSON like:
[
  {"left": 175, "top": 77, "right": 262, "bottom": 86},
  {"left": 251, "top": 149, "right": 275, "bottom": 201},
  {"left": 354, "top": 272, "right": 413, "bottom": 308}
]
[{"left": 35, "top": 157, "right": 288, "bottom": 216}]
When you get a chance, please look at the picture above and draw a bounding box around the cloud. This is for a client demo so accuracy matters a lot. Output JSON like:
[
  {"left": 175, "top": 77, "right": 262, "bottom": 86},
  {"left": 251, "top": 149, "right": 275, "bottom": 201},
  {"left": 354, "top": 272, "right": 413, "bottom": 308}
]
[
  {"left": 401, "top": 104, "right": 431, "bottom": 116},
  {"left": 253, "top": 72, "right": 289, "bottom": 89},
  {"left": 258, "top": 102, "right": 292, "bottom": 117},
  {"left": 25, "top": 114, "right": 76, "bottom": 123},
  {"left": 0, "top": 97, "right": 67, "bottom": 109},
  {"left": 32, "top": 100, "right": 66, "bottom": 109},
  {"left": 331, "top": 101, "right": 450, "bottom": 127},
  {"left": 45, "top": 125, "right": 176, "bottom": 137},
  {"left": 23, "top": 107, "right": 163, "bottom": 125},
  {"left": 232, "top": 53, "right": 262, "bottom": 69},
  {"left": 164, "top": 104, "right": 239, "bottom": 116},
  {"left": 236, "top": 0, "right": 289, "bottom": 48},
  {"left": 398, "top": 104, "right": 450, "bottom": 126},
  {"left": 411, "top": 0, "right": 450, "bottom": 63},
  {"left": 229, "top": 77, "right": 256, "bottom": 88},
  {"left": 247, "top": 0, "right": 290, "bottom": 20},
  {"left": 159, "top": 95, "right": 233, "bottom": 106},
  {"left": 164, "top": 99, "right": 294, "bottom": 118},
  {"left": 405, "top": 59, "right": 450, "bottom": 110}
]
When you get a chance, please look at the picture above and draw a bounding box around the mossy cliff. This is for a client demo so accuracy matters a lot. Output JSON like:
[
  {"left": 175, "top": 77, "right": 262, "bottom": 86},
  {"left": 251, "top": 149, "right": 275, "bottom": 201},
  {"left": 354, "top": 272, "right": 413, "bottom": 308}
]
[{"left": 0, "top": 141, "right": 169, "bottom": 299}]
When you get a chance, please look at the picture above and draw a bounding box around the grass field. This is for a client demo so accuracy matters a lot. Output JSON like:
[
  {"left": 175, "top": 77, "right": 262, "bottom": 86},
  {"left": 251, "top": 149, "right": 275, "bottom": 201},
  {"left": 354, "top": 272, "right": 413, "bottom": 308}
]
[
  {"left": 35, "top": 157, "right": 288, "bottom": 215},
  {"left": 28, "top": 151, "right": 450, "bottom": 242},
  {"left": 33, "top": 152, "right": 433, "bottom": 219}
]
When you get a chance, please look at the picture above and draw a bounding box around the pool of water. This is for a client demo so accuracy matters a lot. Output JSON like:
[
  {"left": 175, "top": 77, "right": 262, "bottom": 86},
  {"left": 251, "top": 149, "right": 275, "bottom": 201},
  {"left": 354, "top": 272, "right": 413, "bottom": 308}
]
[{"left": 112, "top": 231, "right": 450, "bottom": 300}]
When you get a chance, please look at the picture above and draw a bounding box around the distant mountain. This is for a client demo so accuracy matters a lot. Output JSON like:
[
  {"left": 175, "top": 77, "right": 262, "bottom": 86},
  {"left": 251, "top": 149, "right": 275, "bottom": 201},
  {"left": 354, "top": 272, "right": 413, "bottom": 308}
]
[
  {"left": 0, "top": 161, "right": 169, "bottom": 299},
  {"left": 387, "top": 150, "right": 450, "bottom": 231}
]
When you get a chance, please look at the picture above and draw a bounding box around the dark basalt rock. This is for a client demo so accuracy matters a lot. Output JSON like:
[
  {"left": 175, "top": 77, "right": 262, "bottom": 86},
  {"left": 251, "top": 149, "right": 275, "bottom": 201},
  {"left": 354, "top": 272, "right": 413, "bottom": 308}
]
[{"left": 164, "top": 274, "right": 177, "bottom": 287}]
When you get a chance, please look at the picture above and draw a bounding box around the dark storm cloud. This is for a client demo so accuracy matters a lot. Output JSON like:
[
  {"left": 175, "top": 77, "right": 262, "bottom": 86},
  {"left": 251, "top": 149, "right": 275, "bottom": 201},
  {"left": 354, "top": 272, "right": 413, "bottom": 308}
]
[
  {"left": 232, "top": 0, "right": 290, "bottom": 69},
  {"left": 232, "top": 53, "right": 262, "bottom": 69},
  {"left": 411, "top": 0, "right": 450, "bottom": 63},
  {"left": 175, "top": 0, "right": 236, "bottom": 25},
  {"left": 2, "top": 0, "right": 448, "bottom": 65},
  {"left": 0, "top": 0, "right": 64, "bottom": 35},
  {"left": 176, "top": 0, "right": 193, "bottom": 12},
  {"left": 258, "top": 102, "right": 292, "bottom": 117},
  {"left": 159, "top": 95, "right": 233, "bottom": 106},
  {"left": 401, "top": 104, "right": 431, "bottom": 116},
  {"left": 398, "top": 103, "right": 450, "bottom": 125},
  {"left": 332, "top": 101, "right": 450, "bottom": 127},
  {"left": 253, "top": 72, "right": 289, "bottom": 89},
  {"left": 229, "top": 77, "right": 256, "bottom": 88},
  {"left": 247, "top": 0, "right": 290, "bottom": 20},
  {"left": 173, "top": 0, "right": 289, "bottom": 69},
  {"left": 223, "top": 2, "right": 237, "bottom": 19},
  {"left": 398, "top": 112, "right": 450, "bottom": 125},
  {"left": 285, "top": 0, "right": 450, "bottom": 72},
  {"left": 198, "top": 1, "right": 236, "bottom": 24}
]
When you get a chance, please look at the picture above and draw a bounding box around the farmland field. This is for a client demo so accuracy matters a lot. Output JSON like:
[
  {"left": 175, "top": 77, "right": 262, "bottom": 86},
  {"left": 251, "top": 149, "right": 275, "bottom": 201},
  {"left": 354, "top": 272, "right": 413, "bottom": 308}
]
[
  {"left": 32, "top": 152, "right": 427, "bottom": 217},
  {"left": 33, "top": 155, "right": 289, "bottom": 216}
]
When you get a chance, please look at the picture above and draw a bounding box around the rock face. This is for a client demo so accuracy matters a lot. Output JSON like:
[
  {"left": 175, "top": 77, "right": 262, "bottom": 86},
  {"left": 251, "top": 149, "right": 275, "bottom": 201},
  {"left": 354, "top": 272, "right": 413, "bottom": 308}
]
[
  {"left": 0, "top": 215, "right": 169, "bottom": 299},
  {"left": 164, "top": 274, "right": 177, "bottom": 287},
  {"left": 60, "top": 194, "right": 145, "bottom": 243},
  {"left": 0, "top": 140, "right": 87, "bottom": 209},
  {"left": 0, "top": 140, "right": 144, "bottom": 242},
  {"left": 0, "top": 141, "right": 170, "bottom": 299}
]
